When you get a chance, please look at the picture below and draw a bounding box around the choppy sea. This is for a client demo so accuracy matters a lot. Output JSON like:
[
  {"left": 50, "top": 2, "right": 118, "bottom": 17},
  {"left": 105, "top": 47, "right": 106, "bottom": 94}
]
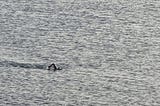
[{"left": 0, "top": 0, "right": 160, "bottom": 106}]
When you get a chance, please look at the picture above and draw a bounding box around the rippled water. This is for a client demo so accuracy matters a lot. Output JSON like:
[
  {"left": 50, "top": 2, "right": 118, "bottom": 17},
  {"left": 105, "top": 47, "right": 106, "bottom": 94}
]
[{"left": 0, "top": 0, "right": 160, "bottom": 106}]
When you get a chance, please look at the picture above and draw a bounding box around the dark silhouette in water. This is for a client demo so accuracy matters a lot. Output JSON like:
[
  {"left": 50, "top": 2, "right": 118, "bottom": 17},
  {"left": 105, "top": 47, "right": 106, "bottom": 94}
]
[
  {"left": 47, "top": 63, "right": 62, "bottom": 71},
  {"left": 0, "top": 60, "right": 62, "bottom": 71}
]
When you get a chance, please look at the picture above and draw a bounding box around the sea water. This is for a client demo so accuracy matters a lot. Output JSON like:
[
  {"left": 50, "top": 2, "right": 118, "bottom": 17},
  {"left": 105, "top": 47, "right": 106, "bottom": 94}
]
[{"left": 0, "top": 0, "right": 160, "bottom": 106}]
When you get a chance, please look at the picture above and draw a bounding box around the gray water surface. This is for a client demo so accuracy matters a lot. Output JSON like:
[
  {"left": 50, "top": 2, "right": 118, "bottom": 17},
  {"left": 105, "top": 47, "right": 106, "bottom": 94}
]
[{"left": 0, "top": 0, "right": 160, "bottom": 106}]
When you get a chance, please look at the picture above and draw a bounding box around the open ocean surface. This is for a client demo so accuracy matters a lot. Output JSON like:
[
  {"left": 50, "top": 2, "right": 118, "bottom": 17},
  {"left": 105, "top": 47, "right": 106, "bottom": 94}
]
[{"left": 0, "top": 0, "right": 160, "bottom": 106}]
